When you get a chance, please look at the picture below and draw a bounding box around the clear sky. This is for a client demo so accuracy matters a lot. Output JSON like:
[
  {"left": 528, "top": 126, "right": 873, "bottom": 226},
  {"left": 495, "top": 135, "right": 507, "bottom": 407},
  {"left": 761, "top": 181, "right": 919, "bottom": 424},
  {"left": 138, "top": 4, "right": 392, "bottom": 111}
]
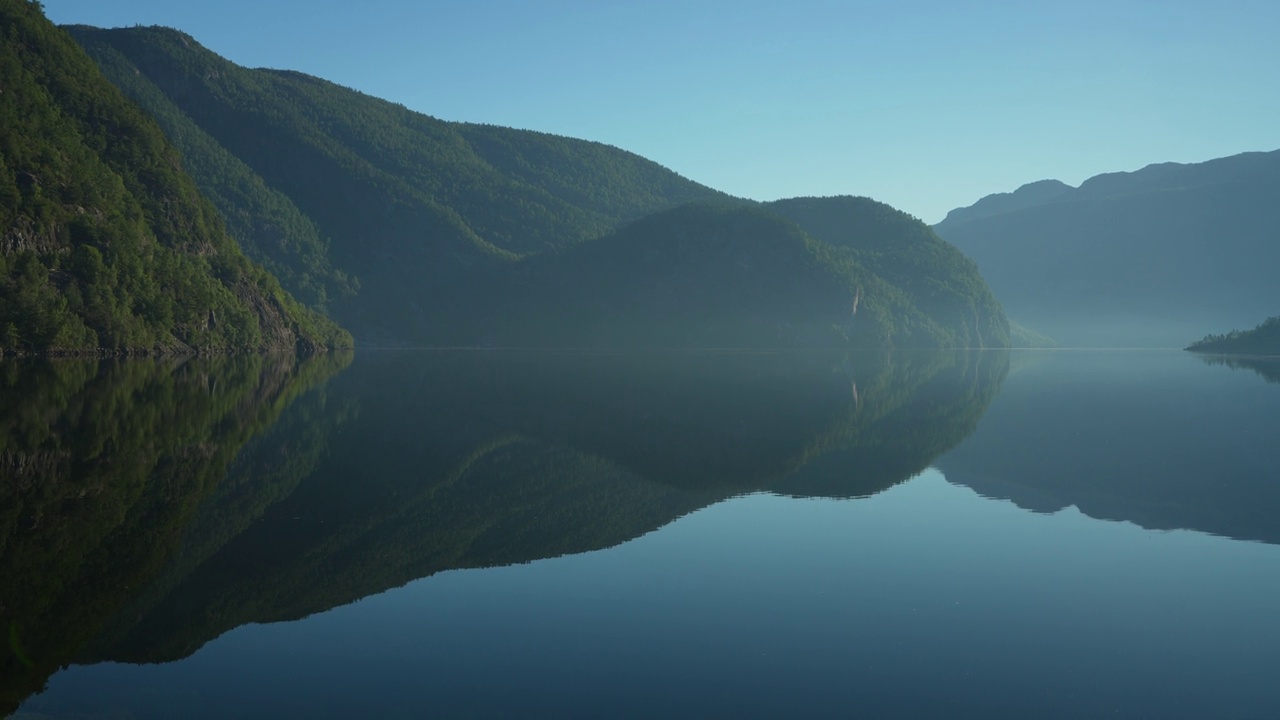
[{"left": 38, "top": 0, "right": 1280, "bottom": 223}]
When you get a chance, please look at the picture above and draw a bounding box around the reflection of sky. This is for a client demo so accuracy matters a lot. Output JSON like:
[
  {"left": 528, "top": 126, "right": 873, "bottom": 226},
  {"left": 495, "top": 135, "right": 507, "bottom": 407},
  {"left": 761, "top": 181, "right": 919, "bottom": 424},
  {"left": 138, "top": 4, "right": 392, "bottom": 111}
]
[
  {"left": 38, "top": 0, "right": 1280, "bottom": 222},
  {"left": 27, "top": 469, "right": 1280, "bottom": 719}
]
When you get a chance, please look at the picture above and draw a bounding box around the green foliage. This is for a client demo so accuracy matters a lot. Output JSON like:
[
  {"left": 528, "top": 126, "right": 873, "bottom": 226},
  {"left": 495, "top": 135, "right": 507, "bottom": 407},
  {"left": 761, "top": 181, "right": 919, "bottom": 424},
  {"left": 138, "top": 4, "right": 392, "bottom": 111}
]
[
  {"left": 452, "top": 201, "right": 1007, "bottom": 349},
  {"left": 60, "top": 24, "right": 1006, "bottom": 350},
  {"left": 1187, "top": 315, "right": 1280, "bottom": 355},
  {"left": 765, "top": 196, "right": 1010, "bottom": 348},
  {"left": 65, "top": 25, "right": 729, "bottom": 342},
  {"left": 0, "top": 2, "right": 350, "bottom": 354},
  {"left": 67, "top": 30, "right": 357, "bottom": 311}
]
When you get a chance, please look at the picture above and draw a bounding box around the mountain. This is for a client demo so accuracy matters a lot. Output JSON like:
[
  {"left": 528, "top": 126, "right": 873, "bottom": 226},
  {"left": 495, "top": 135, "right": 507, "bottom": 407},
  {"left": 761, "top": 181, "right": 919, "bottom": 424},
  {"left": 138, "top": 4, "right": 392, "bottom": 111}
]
[
  {"left": 1187, "top": 315, "right": 1280, "bottom": 355},
  {"left": 456, "top": 202, "right": 1009, "bottom": 348},
  {"left": 934, "top": 151, "right": 1280, "bottom": 347},
  {"left": 0, "top": 1, "right": 349, "bottom": 354},
  {"left": 66, "top": 25, "right": 728, "bottom": 340},
  {"left": 765, "top": 196, "right": 1009, "bottom": 347},
  {"left": 67, "top": 25, "right": 1008, "bottom": 349},
  {"left": 935, "top": 179, "right": 1071, "bottom": 229}
]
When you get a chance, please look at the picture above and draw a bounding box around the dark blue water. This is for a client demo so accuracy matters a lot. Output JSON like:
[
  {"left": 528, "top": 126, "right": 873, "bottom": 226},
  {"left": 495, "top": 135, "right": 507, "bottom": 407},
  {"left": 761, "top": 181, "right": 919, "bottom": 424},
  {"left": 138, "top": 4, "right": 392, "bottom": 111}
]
[{"left": 6, "top": 349, "right": 1280, "bottom": 718}]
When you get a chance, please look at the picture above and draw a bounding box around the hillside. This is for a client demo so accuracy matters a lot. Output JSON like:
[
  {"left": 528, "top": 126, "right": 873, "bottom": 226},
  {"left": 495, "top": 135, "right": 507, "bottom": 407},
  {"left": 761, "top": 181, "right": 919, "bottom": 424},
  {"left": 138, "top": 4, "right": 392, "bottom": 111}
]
[
  {"left": 66, "top": 25, "right": 730, "bottom": 341},
  {"left": 1187, "top": 315, "right": 1280, "bottom": 355},
  {"left": 934, "top": 151, "right": 1280, "bottom": 347},
  {"left": 0, "top": 1, "right": 349, "bottom": 354},
  {"left": 453, "top": 202, "right": 1009, "bottom": 349},
  {"left": 67, "top": 25, "right": 1007, "bottom": 349},
  {"left": 765, "top": 196, "right": 1008, "bottom": 348}
]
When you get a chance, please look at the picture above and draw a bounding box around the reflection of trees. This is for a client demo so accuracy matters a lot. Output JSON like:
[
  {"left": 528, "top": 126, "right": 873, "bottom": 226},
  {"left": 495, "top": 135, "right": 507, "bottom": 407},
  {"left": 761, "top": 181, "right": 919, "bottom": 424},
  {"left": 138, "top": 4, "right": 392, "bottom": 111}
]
[
  {"left": 80, "top": 349, "right": 1008, "bottom": 672},
  {"left": 420, "top": 349, "right": 1009, "bottom": 497},
  {"left": 0, "top": 352, "right": 351, "bottom": 716},
  {"left": 1198, "top": 354, "right": 1280, "bottom": 384}
]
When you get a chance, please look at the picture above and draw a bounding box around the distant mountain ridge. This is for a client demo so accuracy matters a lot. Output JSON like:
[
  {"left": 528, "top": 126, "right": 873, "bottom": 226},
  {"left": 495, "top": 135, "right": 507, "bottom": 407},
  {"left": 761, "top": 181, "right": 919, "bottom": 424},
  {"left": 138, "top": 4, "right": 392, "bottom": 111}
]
[
  {"left": 934, "top": 149, "right": 1280, "bottom": 347},
  {"left": 935, "top": 179, "right": 1071, "bottom": 231},
  {"left": 937, "top": 150, "right": 1280, "bottom": 233}
]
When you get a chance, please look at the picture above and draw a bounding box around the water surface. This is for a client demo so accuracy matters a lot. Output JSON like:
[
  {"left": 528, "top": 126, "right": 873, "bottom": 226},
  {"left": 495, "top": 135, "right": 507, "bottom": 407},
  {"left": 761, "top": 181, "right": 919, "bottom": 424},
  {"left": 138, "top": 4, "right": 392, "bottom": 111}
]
[{"left": 5, "top": 349, "right": 1280, "bottom": 718}]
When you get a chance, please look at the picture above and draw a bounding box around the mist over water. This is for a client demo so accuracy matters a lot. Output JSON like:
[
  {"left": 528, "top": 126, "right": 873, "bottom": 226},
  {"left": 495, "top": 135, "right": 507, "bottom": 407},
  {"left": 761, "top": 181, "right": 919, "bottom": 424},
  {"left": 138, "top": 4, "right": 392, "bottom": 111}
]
[{"left": 1010, "top": 313, "right": 1240, "bottom": 349}]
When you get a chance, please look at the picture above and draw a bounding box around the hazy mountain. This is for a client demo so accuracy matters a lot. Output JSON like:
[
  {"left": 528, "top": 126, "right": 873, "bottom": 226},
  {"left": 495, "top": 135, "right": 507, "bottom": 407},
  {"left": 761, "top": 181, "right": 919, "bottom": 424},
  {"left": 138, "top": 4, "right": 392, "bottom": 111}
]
[
  {"left": 0, "top": 1, "right": 349, "bottom": 354},
  {"left": 765, "top": 196, "right": 1009, "bottom": 347},
  {"left": 67, "top": 25, "right": 1008, "bottom": 349},
  {"left": 454, "top": 202, "right": 1009, "bottom": 349},
  {"left": 934, "top": 150, "right": 1280, "bottom": 347},
  {"left": 935, "top": 179, "right": 1071, "bottom": 230}
]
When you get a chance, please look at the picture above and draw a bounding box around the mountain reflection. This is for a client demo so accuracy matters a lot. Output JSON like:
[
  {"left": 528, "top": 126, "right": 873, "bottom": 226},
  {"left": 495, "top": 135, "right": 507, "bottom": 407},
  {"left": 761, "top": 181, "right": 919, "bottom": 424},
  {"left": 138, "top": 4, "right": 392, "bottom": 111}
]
[
  {"left": 938, "top": 351, "right": 1280, "bottom": 545},
  {"left": 2, "top": 349, "right": 1005, "bottom": 712},
  {"left": 0, "top": 353, "right": 353, "bottom": 715}
]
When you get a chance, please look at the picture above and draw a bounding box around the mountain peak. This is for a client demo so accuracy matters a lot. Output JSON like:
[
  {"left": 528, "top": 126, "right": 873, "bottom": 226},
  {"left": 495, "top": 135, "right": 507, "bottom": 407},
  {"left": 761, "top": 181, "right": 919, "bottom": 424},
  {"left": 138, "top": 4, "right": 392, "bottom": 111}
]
[{"left": 935, "top": 178, "right": 1071, "bottom": 231}]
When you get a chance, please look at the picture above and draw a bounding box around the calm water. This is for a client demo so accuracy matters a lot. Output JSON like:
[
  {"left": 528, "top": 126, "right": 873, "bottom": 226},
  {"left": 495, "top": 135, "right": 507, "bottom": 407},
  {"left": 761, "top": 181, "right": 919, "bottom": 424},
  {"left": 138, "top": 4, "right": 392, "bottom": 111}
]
[{"left": 5, "top": 349, "right": 1280, "bottom": 718}]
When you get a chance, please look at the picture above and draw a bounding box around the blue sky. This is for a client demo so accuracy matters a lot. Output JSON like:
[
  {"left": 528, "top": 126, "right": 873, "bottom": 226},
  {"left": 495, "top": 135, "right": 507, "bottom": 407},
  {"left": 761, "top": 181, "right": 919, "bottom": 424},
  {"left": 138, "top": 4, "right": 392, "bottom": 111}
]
[{"left": 40, "top": 0, "right": 1280, "bottom": 223}]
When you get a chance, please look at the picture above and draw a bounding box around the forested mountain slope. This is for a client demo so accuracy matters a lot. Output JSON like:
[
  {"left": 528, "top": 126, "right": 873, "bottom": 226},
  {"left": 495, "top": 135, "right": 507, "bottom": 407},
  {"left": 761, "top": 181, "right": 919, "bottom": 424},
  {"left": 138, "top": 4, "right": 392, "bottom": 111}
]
[
  {"left": 456, "top": 202, "right": 1009, "bottom": 349},
  {"left": 68, "top": 25, "right": 1008, "bottom": 349},
  {"left": 766, "top": 196, "right": 1008, "bottom": 348},
  {"left": 67, "top": 25, "right": 728, "bottom": 337},
  {"left": 0, "top": 1, "right": 348, "bottom": 354},
  {"left": 934, "top": 151, "right": 1280, "bottom": 347},
  {"left": 1187, "top": 315, "right": 1280, "bottom": 355}
]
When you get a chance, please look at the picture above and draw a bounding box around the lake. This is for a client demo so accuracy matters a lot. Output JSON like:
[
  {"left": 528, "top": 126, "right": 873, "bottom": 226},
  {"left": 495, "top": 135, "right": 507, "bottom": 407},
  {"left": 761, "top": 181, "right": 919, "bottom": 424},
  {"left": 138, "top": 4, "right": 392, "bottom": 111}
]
[{"left": 5, "top": 348, "right": 1280, "bottom": 718}]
